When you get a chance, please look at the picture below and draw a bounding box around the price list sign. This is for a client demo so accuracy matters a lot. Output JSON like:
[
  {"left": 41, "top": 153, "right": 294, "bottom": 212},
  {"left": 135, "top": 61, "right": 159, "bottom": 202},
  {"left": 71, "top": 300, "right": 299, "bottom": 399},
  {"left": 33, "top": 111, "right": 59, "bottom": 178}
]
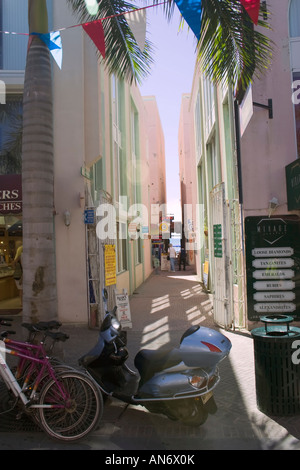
[{"left": 245, "top": 216, "right": 300, "bottom": 321}]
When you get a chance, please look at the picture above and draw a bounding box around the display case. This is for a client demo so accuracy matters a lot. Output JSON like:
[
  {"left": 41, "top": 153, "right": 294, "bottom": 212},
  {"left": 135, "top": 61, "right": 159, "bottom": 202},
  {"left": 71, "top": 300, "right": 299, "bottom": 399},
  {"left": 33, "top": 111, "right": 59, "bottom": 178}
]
[{"left": 0, "top": 265, "right": 14, "bottom": 279}]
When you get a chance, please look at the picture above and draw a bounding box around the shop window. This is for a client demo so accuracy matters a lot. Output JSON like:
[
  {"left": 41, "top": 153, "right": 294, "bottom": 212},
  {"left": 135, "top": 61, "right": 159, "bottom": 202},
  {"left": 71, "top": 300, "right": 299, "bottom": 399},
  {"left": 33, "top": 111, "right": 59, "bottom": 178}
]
[
  {"left": 0, "top": 175, "right": 22, "bottom": 311},
  {"left": 111, "top": 75, "right": 126, "bottom": 202},
  {"left": 289, "top": 0, "right": 300, "bottom": 156},
  {"left": 1, "top": 0, "right": 27, "bottom": 70},
  {"left": 292, "top": 71, "right": 300, "bottom": 157},
  {"left": 0, "top": 94, "right": 22, "bottom": 174},
  {"left": 116, "top": 222, "right": 127, "bottom": 273},
  {"left": 290, "top": 0, "right": 300, "bottom": 37}
]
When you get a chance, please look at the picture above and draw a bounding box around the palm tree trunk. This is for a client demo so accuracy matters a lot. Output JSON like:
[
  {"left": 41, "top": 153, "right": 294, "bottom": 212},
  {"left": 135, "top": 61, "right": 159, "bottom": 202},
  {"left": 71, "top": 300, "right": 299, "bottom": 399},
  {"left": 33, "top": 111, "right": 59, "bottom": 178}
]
[{"left": 22, "top": 0, "right": 57, "bottom": 323}]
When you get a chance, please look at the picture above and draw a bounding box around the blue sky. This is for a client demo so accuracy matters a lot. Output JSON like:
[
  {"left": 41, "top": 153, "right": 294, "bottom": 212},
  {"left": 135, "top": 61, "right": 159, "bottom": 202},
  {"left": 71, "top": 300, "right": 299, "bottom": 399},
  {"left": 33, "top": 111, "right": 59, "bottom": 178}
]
[{"left": 139, "top": 5, "right": 197, "bottom": 220}]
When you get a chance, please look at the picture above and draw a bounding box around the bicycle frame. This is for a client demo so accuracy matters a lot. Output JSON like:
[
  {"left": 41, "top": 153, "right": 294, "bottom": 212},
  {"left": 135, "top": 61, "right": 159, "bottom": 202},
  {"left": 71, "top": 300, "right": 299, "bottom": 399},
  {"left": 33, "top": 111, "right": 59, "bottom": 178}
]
[
  {"left": 4, "top": 336, "right": 47, "bottom": 385},
  {"left": 0, "top": 338, "right": 68, "bottom": 409}
]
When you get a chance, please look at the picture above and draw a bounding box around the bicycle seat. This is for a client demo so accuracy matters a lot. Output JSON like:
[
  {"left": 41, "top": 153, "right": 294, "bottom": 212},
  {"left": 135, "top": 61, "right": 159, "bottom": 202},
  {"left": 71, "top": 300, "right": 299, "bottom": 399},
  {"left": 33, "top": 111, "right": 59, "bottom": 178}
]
[
  {"left": 22, "top": 323, "right": 40, "bottom": 332},
  {"left": 22, "top": 321, "right": 62, "bottom": 332},
  {"left": 45, "top": 331, "right": 69, "bottom": 342},
  {"left": 36, "top": 321, "right": 62, "bottom": 330}
]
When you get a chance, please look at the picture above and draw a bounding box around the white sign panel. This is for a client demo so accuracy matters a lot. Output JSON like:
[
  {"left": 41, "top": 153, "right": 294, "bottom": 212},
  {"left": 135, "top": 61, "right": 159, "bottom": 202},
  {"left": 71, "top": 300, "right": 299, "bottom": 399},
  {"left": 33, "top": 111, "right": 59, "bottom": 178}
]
[
  {"left": 252, "top": 258, "right": 294, "bottom": 268},
  {"left": 161, "top": 254, "right": 169, "bottom": 271},
  {"left": 254, "top": 302, "right": 296, "bottom": 313},
  {"left": 239, "top": 85, "right": 253, "bottom": 137},
  {"left": 252, "top": 247, "right": 294, "bottom": 258},
  {"left": 253, "top": 291, "right": 296, "bottom": 301},
  {"left": 114, "top": 289, "right": 132, "bottom": 328},
  {"left": 253, "top": 281, "right": 296, "bottom": 290},
  {"left": 253, "top": 270, "right": 294, "bottom": 279}
]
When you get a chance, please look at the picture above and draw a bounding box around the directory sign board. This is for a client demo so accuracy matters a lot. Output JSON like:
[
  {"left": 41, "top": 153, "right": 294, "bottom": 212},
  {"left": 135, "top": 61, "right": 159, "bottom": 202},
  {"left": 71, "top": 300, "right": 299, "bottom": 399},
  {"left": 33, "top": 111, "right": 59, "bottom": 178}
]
[{"left": 245, "top": 216, "right": 300, "bottom": 321}]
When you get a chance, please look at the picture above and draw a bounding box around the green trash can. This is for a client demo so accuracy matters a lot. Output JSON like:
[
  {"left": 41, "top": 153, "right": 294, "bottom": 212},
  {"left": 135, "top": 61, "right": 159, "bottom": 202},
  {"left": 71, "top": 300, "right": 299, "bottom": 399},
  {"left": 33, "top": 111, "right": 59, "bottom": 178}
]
[{"left": 251, "top": 314, "right": 300, "bottom": 416}]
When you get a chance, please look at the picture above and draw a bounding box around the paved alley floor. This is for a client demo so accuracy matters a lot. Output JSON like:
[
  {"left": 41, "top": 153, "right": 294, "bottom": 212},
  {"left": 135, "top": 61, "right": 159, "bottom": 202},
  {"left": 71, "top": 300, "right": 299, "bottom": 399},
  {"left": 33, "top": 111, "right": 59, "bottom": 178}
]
[{"left": 1, "top": 267, "right": 300, "bottom": 452}]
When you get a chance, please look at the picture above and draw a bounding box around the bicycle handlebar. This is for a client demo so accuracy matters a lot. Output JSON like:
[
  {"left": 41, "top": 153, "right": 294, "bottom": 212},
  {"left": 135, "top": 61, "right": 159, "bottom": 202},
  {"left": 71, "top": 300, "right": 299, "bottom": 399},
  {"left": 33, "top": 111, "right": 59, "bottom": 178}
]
[
  {"left": 0, "top": 318, "right": 13, "bottom": 326},
  {"left": 0, "top": 330, "right": 16, "bottom": 338}
]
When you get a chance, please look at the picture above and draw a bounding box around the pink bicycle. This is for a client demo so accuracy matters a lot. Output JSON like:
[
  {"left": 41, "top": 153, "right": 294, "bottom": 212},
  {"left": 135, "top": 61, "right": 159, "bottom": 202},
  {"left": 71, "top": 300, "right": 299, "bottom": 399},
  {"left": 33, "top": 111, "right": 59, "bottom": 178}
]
[{"left": 0, "top": 318, "right": 103, "bottom": 442}]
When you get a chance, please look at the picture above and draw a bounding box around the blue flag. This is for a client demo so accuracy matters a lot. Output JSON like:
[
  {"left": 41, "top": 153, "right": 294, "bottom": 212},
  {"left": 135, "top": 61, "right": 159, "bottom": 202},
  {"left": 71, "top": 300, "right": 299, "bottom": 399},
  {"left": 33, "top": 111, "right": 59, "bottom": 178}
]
[
  {"left": 33, "top": 31, "right": 63, "bottom": 69},
  {"left": 174, "top": 0, "right": 202, "bottom": 40}
]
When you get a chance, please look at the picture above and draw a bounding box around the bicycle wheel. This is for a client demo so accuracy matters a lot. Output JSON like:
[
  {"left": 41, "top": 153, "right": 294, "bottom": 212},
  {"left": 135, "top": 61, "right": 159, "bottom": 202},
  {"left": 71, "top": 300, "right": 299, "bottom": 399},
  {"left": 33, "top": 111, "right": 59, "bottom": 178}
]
[
  {"left": 38, "top": 371, "right": 103, "bottom": 442},
  {"left": 27, "top": 363, "right": 78, "bottom": 426}
]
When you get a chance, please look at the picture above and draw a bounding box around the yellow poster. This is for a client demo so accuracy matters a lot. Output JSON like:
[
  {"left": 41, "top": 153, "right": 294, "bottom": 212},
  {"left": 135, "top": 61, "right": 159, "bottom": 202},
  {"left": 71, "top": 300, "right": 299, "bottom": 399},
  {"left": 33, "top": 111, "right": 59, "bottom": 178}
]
[{"left": 104, "top": 244, "right": 116, "bottom": 286}]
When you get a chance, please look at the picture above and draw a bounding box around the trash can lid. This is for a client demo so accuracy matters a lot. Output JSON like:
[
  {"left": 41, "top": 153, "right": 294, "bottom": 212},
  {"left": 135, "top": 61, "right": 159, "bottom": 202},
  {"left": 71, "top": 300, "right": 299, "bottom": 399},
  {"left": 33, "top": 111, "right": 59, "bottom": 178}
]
[
  {"left": 251, "top": 314, "right": 300, "bottom": 339},
  {"left": 251, "top": 325, "right": 300, "bottom": 339},
  {"left": 260, "top": 314, "right": 294, "bottom": 325}
]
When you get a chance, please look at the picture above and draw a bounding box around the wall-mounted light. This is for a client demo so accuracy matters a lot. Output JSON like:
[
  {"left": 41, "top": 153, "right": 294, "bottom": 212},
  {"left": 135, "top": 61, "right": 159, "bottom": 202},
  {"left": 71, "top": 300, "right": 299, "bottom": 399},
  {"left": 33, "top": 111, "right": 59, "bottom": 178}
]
[
  {"left": 63, "top": 210, "right": 71, "bottom": 227},
  {"left": 268, "top": 197, "right": 279, "bottom": 217},
  {"left": 79, "top": 192, "right": 85, "bottom": 208}
]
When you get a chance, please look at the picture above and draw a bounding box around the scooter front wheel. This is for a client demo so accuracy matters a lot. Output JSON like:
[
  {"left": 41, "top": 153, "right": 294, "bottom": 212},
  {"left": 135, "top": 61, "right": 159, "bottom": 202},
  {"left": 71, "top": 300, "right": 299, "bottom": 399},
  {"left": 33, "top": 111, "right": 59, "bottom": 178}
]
[
  {"left": 159, "top": 397, "right": 209, "bottom": 426},
  {"left": 178, "top": 397, "right": 208, "bottom": 426}
]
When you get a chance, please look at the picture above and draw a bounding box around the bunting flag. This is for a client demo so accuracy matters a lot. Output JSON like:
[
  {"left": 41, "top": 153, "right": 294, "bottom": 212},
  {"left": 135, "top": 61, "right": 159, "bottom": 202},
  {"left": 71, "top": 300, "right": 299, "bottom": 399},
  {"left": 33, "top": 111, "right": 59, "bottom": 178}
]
[
  {"left": 82, "top": 20, "right": 106, "bottom": 58},
  {"left": 174, "top": 0, "right": 202, "bottom": 41},
  {"left": 240, "top": 0, "right": 261, "bottom": 25},
  {"left": 32, "top": 31, "right": 63, "bottom": 68},
  {"left": 125, "top": 9, "right": 147, "bottom": 52},
  {"left": 1, "top": 2, "right": 185, "bottom": 68}
]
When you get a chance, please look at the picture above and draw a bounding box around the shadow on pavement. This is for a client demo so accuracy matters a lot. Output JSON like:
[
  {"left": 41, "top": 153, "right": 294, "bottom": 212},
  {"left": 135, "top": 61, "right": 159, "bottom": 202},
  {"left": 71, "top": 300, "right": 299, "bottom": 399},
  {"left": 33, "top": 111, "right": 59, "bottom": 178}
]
[{"left": 1, "top": 267, "right": 300, "bottom": 450}]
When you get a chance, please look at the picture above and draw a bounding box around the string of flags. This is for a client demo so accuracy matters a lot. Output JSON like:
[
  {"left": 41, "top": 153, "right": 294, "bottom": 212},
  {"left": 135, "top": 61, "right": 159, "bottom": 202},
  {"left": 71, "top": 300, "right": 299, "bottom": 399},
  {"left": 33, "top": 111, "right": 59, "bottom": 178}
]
[
  {"left": 0, "top": 0, "right": 261, "bottom": 70},
  {"left": 240, "top": 0, "right": 261, "bottom": 25}
]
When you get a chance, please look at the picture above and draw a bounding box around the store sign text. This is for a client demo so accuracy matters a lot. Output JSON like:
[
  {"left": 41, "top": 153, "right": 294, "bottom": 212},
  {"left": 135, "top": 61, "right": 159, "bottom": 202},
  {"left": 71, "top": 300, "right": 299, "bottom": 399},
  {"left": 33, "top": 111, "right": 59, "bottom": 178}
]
[{"left": 0, "top": 175, "right": 22, "bottom": 214}]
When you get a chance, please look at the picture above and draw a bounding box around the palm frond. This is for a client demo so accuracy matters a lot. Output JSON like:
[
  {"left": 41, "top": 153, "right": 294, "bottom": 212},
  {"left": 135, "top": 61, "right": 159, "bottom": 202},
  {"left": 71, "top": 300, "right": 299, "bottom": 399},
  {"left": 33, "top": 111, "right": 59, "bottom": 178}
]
[
  {"left": 66, "top": 0, "right": 154, "bottom": 84},
  {"left": 197, "top": 0, "right": 273, "bottom": 90},
  {"left": 150, "top": 0, "right": 176, "bottom": 20}
]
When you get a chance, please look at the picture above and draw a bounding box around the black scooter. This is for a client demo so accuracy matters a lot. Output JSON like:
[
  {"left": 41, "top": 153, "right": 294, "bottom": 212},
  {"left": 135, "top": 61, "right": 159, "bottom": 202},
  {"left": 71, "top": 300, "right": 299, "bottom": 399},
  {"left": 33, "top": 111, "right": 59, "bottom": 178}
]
[{"left": 79, "top": 290, "right": 231, "bottom": 426}]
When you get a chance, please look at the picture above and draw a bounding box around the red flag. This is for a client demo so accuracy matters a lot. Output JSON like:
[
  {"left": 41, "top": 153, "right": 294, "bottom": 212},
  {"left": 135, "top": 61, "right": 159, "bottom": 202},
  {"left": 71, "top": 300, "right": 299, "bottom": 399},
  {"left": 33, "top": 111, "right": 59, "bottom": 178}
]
[
  {"left": 82, "top": 20, "right": 105, "bottom": 58},
  {"left": 240, "top": 0, "right": 260, "bottom": 25}
]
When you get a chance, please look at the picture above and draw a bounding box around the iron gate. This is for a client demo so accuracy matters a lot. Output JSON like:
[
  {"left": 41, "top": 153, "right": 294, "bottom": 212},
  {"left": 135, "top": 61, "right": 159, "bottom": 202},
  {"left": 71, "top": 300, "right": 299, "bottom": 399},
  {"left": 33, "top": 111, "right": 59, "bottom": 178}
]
[{"left": 210, "top": 183, "right": 233, "bottom": 328}]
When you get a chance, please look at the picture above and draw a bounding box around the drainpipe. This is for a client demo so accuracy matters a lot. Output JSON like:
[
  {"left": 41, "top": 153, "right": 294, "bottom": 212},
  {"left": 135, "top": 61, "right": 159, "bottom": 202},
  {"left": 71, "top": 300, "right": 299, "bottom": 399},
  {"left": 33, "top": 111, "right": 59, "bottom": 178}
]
[
  {"left": 233, "top": 99, "right": 243, "bottom": 205},
  {"left": 233, "top": 97, "right": 246, "bottom": 329}
]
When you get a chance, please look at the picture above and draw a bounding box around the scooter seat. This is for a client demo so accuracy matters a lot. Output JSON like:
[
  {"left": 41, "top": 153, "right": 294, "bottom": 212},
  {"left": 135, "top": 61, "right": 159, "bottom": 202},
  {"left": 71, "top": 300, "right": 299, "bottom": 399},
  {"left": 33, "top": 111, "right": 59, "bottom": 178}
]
[{"left": 134, "top": 348, "right": 181, "bottom": 385}]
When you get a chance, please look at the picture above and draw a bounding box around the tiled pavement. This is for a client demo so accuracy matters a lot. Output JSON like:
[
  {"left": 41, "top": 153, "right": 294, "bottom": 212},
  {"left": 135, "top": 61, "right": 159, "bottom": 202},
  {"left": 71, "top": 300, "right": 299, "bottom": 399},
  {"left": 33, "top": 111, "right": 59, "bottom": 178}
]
[{"left": 1, "top": 266, "right": 300, "bottom": 450}]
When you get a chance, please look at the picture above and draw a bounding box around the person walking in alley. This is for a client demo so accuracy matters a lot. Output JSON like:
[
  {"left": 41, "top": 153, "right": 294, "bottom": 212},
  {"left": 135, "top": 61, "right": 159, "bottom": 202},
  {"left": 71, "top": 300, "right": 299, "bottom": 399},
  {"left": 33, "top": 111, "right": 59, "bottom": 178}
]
[
  {"left": 168, "top": 243, "right": 176, "bottom": 272},
  {"left": 178, "top": 247, "right": 186, "bottom": 271},
  {"left": 13, "top": 241, "right": 23, "bottom": 304}
]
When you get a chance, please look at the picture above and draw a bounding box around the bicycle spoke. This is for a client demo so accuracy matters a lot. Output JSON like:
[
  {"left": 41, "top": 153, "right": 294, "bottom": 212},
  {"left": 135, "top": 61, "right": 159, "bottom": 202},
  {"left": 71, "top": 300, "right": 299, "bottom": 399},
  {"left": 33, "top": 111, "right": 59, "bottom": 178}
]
[{"left": 38, "top": 371, "right": 103, "bottom": 441}]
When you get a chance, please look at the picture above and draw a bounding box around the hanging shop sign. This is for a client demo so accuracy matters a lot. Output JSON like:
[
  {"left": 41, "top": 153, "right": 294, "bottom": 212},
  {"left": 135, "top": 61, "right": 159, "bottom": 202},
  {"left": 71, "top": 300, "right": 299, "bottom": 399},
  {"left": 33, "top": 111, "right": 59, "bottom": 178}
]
[
  {"left": 0, "top": 175, "right": 22, "bottom": 215},
  {"left": 104, "top": 244, "right": 116, "bottom": 286},
  {"left": 285, "top": 158, "right": 300, "bottom": 211},
  {"left": 203, "top": 259, "right": 209, "bottom": 289},
  {"left": 84, "top": 208, "right": 95, "bottom": 224},
  {"left": 245, "top": 216, "right": 300, "bottom": 321},
  {"left": 80, "top": 166, "right": 91, "bottom": 180}
]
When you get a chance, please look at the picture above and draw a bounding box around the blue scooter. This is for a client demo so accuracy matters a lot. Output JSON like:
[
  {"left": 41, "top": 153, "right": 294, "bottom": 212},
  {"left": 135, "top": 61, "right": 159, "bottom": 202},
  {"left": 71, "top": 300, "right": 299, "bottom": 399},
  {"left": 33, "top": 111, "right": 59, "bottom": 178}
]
[{"left": 79, "top": 290, "right": 231, "bottom": 426}]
